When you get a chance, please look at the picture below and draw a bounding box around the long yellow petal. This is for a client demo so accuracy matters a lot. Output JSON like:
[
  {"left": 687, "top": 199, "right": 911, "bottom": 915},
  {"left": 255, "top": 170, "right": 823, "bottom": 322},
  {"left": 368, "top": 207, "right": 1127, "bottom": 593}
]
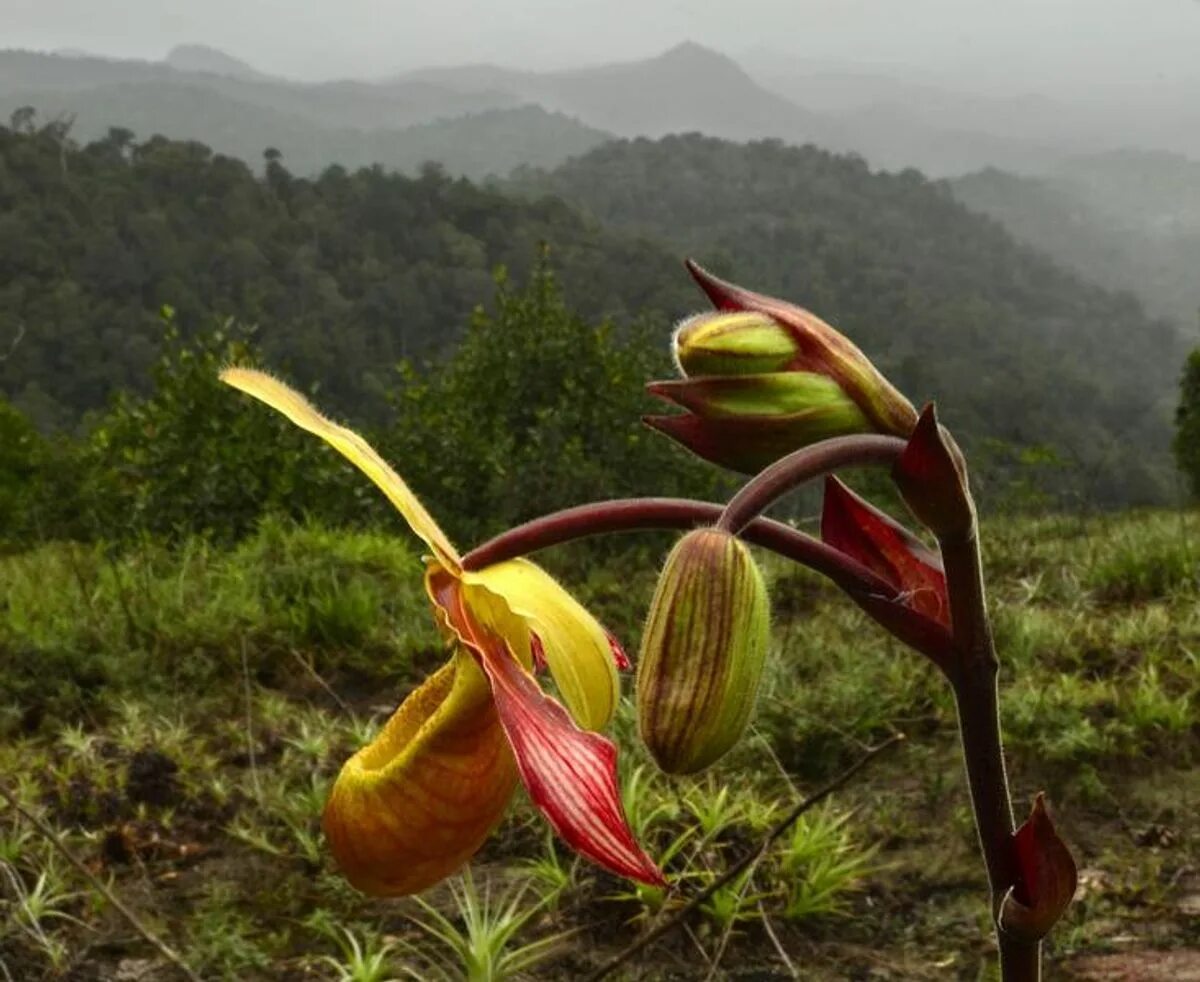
[
  {"left": 220, "top": 367, "right": 460, "bottom": 569},
  {"left": 463, "top": 559, "right": 620, "bottom": 731},
  {"left": 322, "top": 649, "right": 517, "bottom": 896}
]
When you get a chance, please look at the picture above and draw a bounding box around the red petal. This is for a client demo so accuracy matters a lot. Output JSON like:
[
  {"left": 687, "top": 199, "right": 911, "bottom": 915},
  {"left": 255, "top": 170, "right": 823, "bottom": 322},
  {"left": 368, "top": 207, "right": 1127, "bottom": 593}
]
[
  {"left": 606, "top": 631, "right": 632, "bottom": 671},
  {"left": 530, "top": 632, "right": 548, "bottom": 674},
  {"left": 821, "top": 476, "right": 949, "bottom": 628},
  {"left": 430, "top": 570, "right": 664, "bottom": 886}
]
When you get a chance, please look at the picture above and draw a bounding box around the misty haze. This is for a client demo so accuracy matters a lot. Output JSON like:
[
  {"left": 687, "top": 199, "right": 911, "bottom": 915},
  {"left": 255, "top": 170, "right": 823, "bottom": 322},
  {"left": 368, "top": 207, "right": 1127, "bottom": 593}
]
[{"left": 1, "top": 2, "right": 1198, "bottom": 980}]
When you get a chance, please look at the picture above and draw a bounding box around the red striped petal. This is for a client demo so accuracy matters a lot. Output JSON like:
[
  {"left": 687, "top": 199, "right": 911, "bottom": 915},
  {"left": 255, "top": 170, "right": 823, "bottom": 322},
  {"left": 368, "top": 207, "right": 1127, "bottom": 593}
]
[{"left": 429, "top": 569, "right": 664, "bottom": 886}]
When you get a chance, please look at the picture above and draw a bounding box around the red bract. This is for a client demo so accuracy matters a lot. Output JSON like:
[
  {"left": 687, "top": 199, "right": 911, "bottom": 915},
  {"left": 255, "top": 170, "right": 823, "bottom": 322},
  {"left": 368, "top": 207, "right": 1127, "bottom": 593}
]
[
  {"left": 893, "top": 404, "right": 975, "bottom": 540},
  {"left": 1003, "top": 794, "right": 1078, "bottom": 940},
  {"left": 821, "top": 476, "right": 955, "bottom": 668},
  {"left": 821, "top": 476, "right": 949, "bottom": 628}
]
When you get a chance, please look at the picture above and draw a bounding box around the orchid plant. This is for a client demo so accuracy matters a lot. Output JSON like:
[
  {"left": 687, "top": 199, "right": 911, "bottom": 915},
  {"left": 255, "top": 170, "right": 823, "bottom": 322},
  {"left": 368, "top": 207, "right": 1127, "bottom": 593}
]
[{"left": 223, "top": 260, "right": 1077, "bottom": 981}]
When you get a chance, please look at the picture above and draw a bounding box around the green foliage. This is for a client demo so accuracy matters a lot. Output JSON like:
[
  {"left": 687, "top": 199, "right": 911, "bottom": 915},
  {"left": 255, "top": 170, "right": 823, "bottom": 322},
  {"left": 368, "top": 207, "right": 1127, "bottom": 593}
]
[
  {"left": 403, "top": 871, "right": 572, "bottom": 982},
  {"left": 1086, "top": 514, "right": 1198, "bottom": 602},
  {"left": 70, "top": 308, "right": 377, "bottom": 543},
  {"left": 386, "top": 256, "right": 723, "bottom": 543},
  {"left": 0, "top": 122, "right": 689, "bottom": 430},
  {"left": 0, "top": 396, "right": 45, "bottom": 546},
  {"left": 0, "top": 521, "right": 433, "bottom": 731},
  {"left": 0, "top": 512, "right": 1196, "bottom": 975},
  {"left": 1174, "top": 349, "right": 1200, "bottom": 498},
  {"left": 779, "top": 803, "right": 875, "bottom": 920}
]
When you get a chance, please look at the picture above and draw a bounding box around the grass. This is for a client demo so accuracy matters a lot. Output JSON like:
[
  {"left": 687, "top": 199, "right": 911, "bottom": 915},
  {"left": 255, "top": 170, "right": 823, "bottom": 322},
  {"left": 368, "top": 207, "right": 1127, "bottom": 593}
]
[{"left": 0, "top": 510, "right": 1196, "bottom": 979}]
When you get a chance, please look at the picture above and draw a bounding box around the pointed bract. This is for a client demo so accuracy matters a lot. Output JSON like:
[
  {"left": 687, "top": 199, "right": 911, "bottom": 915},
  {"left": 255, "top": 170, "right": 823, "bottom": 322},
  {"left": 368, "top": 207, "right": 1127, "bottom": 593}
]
[
  {"left": 645, "top": 409, "right": 867, "bottom": 476},
  {"left": 893, "top": 404, "right": 975, "bottom": 540},
  {"left": 1001, "top": 794, "right": 1078, "bottom": 941},
  {"left": 821, "top": 477, "right": 949, "bottom": 628},
  {"left": 821, "top": 476, "right": 955, "bottom": 668}
]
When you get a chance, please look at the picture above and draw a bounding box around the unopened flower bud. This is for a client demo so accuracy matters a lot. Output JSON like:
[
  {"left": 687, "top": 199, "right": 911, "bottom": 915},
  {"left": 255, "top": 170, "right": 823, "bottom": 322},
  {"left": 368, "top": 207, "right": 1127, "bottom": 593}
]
[
  {"left": 637, "top": 529, "right": 770, "bottom": 774},
  {"left": 646, "top": 262, "right": 919, "bottom": 473}
]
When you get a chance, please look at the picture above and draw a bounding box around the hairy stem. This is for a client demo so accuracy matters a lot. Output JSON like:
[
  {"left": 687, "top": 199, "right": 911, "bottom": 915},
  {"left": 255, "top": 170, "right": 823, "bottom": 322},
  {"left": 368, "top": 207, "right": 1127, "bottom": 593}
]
[
  {"left": 940, "top": 525, "right": 1036, "bottom": 981},
  {"left": 717, "top": 434, "right": 907, "bottom": 534}
]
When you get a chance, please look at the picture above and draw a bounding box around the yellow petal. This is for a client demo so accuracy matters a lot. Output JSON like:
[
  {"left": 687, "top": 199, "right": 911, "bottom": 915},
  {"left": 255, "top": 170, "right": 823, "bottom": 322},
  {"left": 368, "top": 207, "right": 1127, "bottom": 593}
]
[
  {"left": 322, "top": 649, "right": 517, "bottom": 896},
  {"left": 463, "top": 559, "right": 620, "bottom": 731},
  {"left": 220, "top": 367, "right": 460, "bottom": 569}
]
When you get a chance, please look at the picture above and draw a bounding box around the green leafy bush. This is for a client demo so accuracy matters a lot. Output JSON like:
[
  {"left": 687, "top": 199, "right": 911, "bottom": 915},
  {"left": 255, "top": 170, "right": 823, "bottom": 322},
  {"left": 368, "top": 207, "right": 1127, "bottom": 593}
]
[
  {"left": 385, "top": 256, "right": 724, "bottom": 545},
  {"left": 72, "top": 309, "right": 385, "bottom": 544}
]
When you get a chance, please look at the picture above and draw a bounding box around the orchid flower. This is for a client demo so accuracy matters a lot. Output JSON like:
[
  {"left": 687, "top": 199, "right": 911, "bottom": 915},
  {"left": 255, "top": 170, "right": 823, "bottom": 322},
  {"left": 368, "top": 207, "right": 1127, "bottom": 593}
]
[{"left": 221, "top": 368, "right": 663, "bottom": 896}]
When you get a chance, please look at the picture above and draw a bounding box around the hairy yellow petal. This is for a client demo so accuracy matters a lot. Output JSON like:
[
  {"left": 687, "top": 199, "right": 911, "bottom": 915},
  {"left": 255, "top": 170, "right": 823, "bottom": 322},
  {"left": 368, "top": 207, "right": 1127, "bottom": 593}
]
[
  {"left": 220, "top": 367, "right": 460, "bottom": 569},
  {"left": 322, "top": 649, "right": 517, "bottom": 896},
  {"left": 464, "top": 559, "right": 620, "bottom": 731}
]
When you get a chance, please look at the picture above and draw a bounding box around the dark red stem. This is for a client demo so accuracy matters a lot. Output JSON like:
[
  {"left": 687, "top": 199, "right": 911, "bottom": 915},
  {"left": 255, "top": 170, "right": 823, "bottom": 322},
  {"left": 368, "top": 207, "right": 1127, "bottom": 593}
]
[
  {"left": 717, "top": 435, "right": 908, "bottom": 534},
  {"left": 463, "top": 497, "right": 891, "bottom": 595}
]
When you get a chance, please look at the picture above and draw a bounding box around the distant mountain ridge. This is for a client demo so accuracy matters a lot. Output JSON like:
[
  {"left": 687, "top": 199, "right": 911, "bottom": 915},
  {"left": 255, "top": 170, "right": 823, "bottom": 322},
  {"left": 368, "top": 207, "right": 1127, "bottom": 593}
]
[
  {"left": 7, "top": 40, "right": 1200, "bottom": 183},
  {"left": 399, "top": 41, "right": 846, "bottom": 149},
  {"left": 0, "top": 48, "right": 608, "bottom": 179},
  {"left": 951, "top": 150, "right": 1200, "bottom": 326},
  {"left": 165, "top": 44, "right": 268, "bottom": 81}
]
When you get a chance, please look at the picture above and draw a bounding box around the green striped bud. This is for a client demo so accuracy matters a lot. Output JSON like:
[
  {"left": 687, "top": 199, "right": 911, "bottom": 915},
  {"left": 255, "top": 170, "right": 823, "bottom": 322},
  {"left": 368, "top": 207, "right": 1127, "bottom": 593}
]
[
  {"left": 637, "top": 529, "right": 770, "bottom": 774},
  {"left": 675, "top": 311, "right": 800, "bottom": 377}
]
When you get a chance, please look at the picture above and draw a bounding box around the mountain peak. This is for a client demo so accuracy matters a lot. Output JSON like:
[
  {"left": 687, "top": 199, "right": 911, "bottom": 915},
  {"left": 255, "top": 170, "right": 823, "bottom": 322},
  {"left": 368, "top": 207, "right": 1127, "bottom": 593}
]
[
  {"left": 656, "top": 41, "right": 743, "bottom": 71},
  {"left": 165, "top": 44, "right": 264, "bottom": 80}
]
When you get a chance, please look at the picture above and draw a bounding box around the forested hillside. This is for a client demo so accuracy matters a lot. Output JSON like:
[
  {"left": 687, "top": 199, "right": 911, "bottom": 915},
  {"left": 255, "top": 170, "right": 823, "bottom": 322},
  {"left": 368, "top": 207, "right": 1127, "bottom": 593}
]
[
  {"left": 951, "top": 154, "right": 1200, "bottom": 327},
  {"left": 510, "top": 135, "right": 1187, "bottom": 504},
  {"left": 0, "top": 85, "right": 609, "bottom": 181},
  {"left": 0, "top": 122, "right": 1185, "bottom": 506},
  {"left": 0, "top": 119, "right": 686, "bottom": 428}
]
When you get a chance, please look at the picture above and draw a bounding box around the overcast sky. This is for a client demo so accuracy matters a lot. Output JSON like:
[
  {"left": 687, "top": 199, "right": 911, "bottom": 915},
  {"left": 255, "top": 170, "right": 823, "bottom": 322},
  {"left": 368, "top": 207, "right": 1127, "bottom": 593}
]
[{"left": 5, "top": 0, "right": 1200, "bottom": 94}]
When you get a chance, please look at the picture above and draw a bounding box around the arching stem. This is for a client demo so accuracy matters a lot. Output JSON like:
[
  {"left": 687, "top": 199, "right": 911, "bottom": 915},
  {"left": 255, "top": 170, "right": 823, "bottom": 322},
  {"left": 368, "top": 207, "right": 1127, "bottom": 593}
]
[
  {"left": 464, "top": 497, "right": 883, "bottom": 595},
  {"left": 716, "top": 435, "right": 907, "bottom": 535},
  {"left": 463, "top": 496, "right": 955, "bottom": 667}
]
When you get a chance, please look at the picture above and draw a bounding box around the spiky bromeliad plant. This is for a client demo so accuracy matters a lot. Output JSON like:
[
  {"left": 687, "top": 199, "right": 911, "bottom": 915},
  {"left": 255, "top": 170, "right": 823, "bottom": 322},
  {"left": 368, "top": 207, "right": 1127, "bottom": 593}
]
[{"left": 226, "top": 260, "right": 1076, "bottom": 982}]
